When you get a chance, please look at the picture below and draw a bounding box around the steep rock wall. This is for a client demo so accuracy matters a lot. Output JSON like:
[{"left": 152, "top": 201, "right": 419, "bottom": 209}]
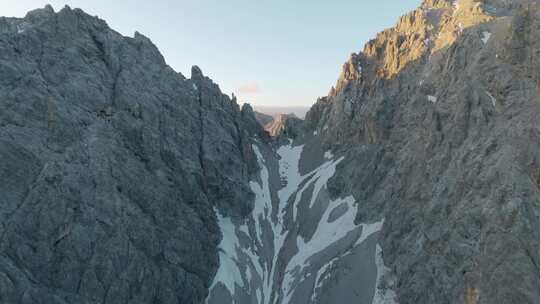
[
  {"left": 0, "top": 6, "right": 264, "bottom": 304},
  {"left": 306, "top": 1, "right": 540, "bottom": 303}
]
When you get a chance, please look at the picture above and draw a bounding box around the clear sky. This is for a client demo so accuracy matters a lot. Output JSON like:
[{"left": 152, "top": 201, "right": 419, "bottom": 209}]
[{"left": 2, "top": 1, "right": 420, "bottom": 107}]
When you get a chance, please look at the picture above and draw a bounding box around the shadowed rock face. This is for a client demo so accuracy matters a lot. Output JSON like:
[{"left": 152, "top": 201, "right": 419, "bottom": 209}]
[
  {"left": 254, "top": 111, "right": 274, "bottom": 127},
  {"left": 0, "top": 5, "right": 264, "bottom": 304}
]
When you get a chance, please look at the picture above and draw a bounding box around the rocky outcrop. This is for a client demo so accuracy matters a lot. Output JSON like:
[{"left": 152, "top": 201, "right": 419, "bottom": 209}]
[
  {"left": 254, "top": 111, "right": 274, "bottom": 128},
  {"left": 264, "top": 113, "right": 303, "bottom": 139},
  {"left": 0, "top": 5, "right": 263, "bottom": 304},
  {"left": 305, "top": 0, "right": 540, "bottom": 303}
]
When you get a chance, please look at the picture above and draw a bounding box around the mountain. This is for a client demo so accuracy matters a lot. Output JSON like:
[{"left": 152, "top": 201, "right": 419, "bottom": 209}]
[
  {"left": 254, "top": 111, "right": 274, "bottom": 127},
  {"left": 253, "top": 105, "right": 310, "bottom": 119},
  {"left": 253, "top": 112, "right": 304, "bottom": 141},
  {"left": 263, "top": 113, "right": 303, "bottom": 139},
  {"left": 304, "top": 0, "right": 540, "bottom": 303},
  {"left": 209, "top": 0, "right": 540, "bottom": 303},
  {"left": 0, "top": 5, "right": 264, "bottom": 304},
  {"left": 1, "top": 1, "right": 540, "bottom": 304}
]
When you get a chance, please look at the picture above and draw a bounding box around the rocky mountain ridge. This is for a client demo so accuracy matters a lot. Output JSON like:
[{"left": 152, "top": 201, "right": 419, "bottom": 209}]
[
  {"left": 254, "top": 111, "right": 275, "bottom": 128},
  {"left": 0, "top": 5, "right": 265, "bottom": 303},
  {"left": 304, "top": 0, "right": 540, "bottom": 303},
  {"left": 263, "top": 113, "right": 303, "bottom": 138}
]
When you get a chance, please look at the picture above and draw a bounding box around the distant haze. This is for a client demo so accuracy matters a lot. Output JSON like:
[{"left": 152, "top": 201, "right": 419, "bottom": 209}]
[{"left": 254, "top": 106, "right": 310, "bottom": 119}]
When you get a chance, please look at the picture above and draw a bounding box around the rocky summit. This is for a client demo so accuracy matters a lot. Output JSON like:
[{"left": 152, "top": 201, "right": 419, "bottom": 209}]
[{"left": 1, "top": 1, "right": 540, "bottom": 304}]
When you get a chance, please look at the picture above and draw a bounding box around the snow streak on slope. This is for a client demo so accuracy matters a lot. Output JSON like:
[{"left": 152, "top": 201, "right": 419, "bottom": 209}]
[
  {"left": 208, "top": 140, "right": 397, "bottom": 304},
  {"left": 209, "top": 211, "right": 244, "bottom": 296},
  {"left": 481, "top": 31, "right": 491, "bottom": 44},
  {"left": 207, "top": 143, "right": 276, "bottom": 304},
  {"left": 247, "top": 145, "right": 272, "bottom": 246},
  {"left": 275, "top": 142, "right": 392, "bottom": 304},
  {"left": 372, "top": 244, "right": 398, "bottom": 304},
  {"left": 276, "top": 142, "right": 304, "bottom": 217},
  {"left": 244, "top": 144, "right": 274, "bottom": 303},
  {"left": 248, "top": 144, "right": 288, "bottom": 304},
  {"left": 310, "top": 220, "right": 384, "bottom": 302}
]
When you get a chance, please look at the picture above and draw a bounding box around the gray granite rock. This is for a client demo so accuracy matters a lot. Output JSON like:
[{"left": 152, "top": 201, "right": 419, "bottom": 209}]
[
  {"left": 265, "top": 113, "right": 304, "bottom": 142},
  {"left": 305, "top": 1, "right": 540, "bottom": 303},
  {"left": 0, "top": 5, "right": 264, "bottom": 304},
  {"left": 254, "top": 111, "right": 274, "bottom": 128}
]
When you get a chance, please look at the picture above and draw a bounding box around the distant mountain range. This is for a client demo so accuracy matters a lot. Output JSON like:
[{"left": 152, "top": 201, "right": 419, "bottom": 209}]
[{"left": 253, "top": 105, "right": 310, "bottom": 119}]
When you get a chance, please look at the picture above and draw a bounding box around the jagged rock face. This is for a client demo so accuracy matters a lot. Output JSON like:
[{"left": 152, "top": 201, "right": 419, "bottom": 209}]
[
  {"left": 0, "top": 6, "right": 263, "bottom": 304},
  {"left": 306, "top": 1, "right": 540, "bottom": 303},
  {"left": 264, "top": 114, "right": 303, "bottom": 139},
  {"left": 254, "top": 111, "right": 274, "bottom": 128}
]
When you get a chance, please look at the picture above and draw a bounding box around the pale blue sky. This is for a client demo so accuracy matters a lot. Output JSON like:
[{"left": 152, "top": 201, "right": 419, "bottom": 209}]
[{"left": 3, "top": 1, "right": 420, "bottom": 106}]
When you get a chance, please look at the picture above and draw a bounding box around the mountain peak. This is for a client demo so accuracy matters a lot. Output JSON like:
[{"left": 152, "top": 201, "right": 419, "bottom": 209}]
[
  {"left": 44, "top": 4, "right": 55, "bottom": 12},
  {"left": 191, "top": 65, "right": 204, "bottom": 79}
]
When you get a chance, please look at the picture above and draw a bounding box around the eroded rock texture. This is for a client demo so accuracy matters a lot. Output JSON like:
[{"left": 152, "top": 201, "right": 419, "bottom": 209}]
[
  {"left": 306, "top": 0, "right": 540, "bottom": 303},
  {"left": 0, "top": 5, "right": 263, "bottom": 304}
]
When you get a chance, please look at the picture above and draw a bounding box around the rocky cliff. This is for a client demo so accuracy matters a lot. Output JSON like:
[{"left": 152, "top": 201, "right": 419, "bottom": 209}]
[
  {"left": 0, "top": 5, "right": 265, "bottom": 304},
  {"left": 305, "top": 0, "right": 540, "bottom": 303},
  {"left": 254, "top": 111, "right": 274, "bottom": 128},
  {"left": 264, "top": 114, "right": 303, "bottom": 139},
  {"left": 208, "top": 0, "right": 540, "bottom": 303}
]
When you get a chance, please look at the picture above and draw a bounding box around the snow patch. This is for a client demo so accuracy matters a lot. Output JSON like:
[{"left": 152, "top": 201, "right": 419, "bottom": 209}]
[
  {"left": 249, "top": 144, "right": 283, "bottom": 304},
  {"left": 208, "top": 210, "right": 244, "bottom": 297},
  {"left": 311, "top": 257, "right": 338, "bottom": 302},
  {"left": 289, "top": 195, "right": 357, "bottom": 270},
  {"left": 371, "top": 244, "right": 398, "bottom": 304},
  {"left": 354, "top": 221, "right": 385, "bottom": 247},
  {"left": 276, "top": 142, "right": 388, "bottom": 303},
  {"left": 16, "top": 23, "right": 28, "bottom": 34},
  {"left": 282, "top": 195, "right": 382, "bottom": 303},
  {"left": 208, "top": 144, "right": 280, "bottom": 304},
  {"left": 486, "top": 91, "right": 497, "bottom": 108},
  {"left": 276, "top": 144, "right": 355, "bottom": 303},
  {"left": 427, "top": 95, "right": 437, "bottom": 103},
  {"left": 313, "top": 130, "right": 318, "bottom": 136},
  {"left": 310, "top": 220, "right": 384, "bottom": 302},
  {"left": 324, "top": 150, "right": 334, "bottom": 159},
  {"left": 290, "top": 157, "right": 344, "bottom": 219},
  {"left": 481, "top": 31, "right": 491, "bottom": 44},
  {"left": 250, "top": 145, "right": 272, "bottom": 241},
  {"left": 277, "top": 143, "right": 305, "bottom": 216},
  {"left": 245, "top": 266, "right": 252, "bottom": 282},
  {"left": 210, "top": 139, "right": 394, "bottom": 303}
]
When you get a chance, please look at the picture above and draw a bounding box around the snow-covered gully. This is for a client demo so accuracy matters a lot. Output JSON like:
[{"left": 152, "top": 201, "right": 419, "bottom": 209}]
[{"left": 206, "top": 140, "right": 396, "bottom": 304}]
